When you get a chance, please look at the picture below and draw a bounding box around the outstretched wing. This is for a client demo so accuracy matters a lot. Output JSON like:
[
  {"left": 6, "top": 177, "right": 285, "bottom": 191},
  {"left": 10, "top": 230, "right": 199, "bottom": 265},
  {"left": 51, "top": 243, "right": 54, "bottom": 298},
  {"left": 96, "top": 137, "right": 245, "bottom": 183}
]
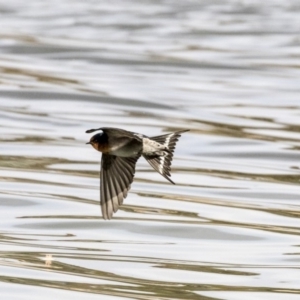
[
  {"left": 100, "top": 154, "right": 140, "bottom": 219},
  {"left": 143, "top": 130, "right": 189, "bottom": 184}
]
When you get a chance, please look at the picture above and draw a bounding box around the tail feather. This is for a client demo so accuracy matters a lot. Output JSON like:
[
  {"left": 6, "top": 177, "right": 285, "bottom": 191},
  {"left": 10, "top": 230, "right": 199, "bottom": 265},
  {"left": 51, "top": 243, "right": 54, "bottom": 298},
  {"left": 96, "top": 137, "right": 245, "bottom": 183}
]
[{"left": 143, "top": 130, "right": 189, "bottom": 184}]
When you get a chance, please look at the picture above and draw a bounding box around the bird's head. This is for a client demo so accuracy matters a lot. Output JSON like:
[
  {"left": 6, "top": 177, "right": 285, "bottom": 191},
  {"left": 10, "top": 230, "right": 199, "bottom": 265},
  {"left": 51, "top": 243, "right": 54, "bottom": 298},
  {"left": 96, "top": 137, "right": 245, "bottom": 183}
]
[
  {"left": 86, "top": 131, "right": 102, "bottom": 149},
  {"left": 86, "top": 131, "right": 108, "bottom": 152}
]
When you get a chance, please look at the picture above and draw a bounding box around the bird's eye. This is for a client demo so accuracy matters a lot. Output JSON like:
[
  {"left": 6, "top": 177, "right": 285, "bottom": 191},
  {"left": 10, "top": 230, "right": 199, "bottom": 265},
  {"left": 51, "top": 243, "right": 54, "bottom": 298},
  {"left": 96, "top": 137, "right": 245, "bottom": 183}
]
[{"left": 90, "top": 132, "right": 103, "bottom": 144}]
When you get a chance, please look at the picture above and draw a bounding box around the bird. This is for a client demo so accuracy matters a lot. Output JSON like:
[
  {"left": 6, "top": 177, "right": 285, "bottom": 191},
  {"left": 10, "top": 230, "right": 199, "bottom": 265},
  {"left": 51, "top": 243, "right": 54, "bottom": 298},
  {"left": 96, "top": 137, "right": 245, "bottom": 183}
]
[{"left": 86, "top": 127, "right": 189, "bottom": 219}]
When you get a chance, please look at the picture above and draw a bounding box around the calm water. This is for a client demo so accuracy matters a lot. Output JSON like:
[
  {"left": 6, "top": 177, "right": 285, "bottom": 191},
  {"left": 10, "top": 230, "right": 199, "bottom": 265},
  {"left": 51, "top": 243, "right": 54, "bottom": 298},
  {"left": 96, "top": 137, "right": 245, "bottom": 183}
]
[{"left": 1, "top": 1, "right": 300, "bottom": 299}]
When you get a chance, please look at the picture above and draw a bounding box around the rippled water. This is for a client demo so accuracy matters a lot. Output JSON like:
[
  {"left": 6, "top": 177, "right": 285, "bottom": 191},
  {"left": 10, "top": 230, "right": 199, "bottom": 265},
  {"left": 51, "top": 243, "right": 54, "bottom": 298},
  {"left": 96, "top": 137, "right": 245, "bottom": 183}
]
[{"left": 1, "top": 1, "right": 300, "bottom": 299}]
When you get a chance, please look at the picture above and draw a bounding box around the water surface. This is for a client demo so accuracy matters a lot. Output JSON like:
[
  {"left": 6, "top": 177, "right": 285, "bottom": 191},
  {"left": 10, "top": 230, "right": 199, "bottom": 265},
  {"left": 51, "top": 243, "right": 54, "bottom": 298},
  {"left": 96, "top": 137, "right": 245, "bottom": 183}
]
[{"left": 1, "top": 1, "right": 300, "bottom": 299}]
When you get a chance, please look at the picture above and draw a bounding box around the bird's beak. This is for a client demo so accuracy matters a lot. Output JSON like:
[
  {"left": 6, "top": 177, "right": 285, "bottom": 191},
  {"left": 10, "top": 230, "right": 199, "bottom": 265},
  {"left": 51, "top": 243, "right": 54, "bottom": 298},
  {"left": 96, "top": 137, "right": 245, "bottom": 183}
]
[{"left": 86, "top": 142, "right": 91, "bottom": 144}]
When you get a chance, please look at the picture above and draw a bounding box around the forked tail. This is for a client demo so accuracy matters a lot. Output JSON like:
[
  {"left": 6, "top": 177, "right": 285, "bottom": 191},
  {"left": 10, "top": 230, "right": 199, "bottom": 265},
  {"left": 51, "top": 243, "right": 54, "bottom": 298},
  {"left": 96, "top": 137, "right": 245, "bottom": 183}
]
[{"left": 143, "top": 130, "right": 189, "bottom": 184}]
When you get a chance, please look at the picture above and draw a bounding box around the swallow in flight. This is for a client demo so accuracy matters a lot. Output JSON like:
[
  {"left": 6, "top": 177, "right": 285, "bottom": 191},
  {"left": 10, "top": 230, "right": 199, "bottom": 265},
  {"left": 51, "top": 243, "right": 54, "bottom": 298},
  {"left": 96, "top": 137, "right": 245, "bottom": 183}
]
[{"left": 86, "top": 127, "right": 189, "bottom": 219}]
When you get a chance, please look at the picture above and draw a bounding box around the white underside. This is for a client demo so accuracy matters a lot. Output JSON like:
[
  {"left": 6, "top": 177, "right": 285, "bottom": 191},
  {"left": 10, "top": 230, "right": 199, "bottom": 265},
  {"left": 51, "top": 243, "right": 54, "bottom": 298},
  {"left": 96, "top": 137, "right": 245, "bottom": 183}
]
[{"left": 142, "top": 138, "right": 165, "bottom": 154}]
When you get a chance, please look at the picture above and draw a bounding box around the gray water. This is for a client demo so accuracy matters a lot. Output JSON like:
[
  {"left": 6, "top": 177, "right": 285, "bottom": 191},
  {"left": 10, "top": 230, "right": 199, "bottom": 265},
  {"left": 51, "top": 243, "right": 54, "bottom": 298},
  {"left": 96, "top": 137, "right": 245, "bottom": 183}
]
[{"left": 1, "top": 1, "right": 300, "bottom": 299}]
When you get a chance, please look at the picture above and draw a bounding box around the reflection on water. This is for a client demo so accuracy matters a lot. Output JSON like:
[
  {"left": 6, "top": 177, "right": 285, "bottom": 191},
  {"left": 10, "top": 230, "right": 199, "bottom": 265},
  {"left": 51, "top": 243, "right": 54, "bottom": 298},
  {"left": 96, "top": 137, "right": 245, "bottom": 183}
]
[{"left": 1, "top": 0, "right": 300, "bottom": 299}]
